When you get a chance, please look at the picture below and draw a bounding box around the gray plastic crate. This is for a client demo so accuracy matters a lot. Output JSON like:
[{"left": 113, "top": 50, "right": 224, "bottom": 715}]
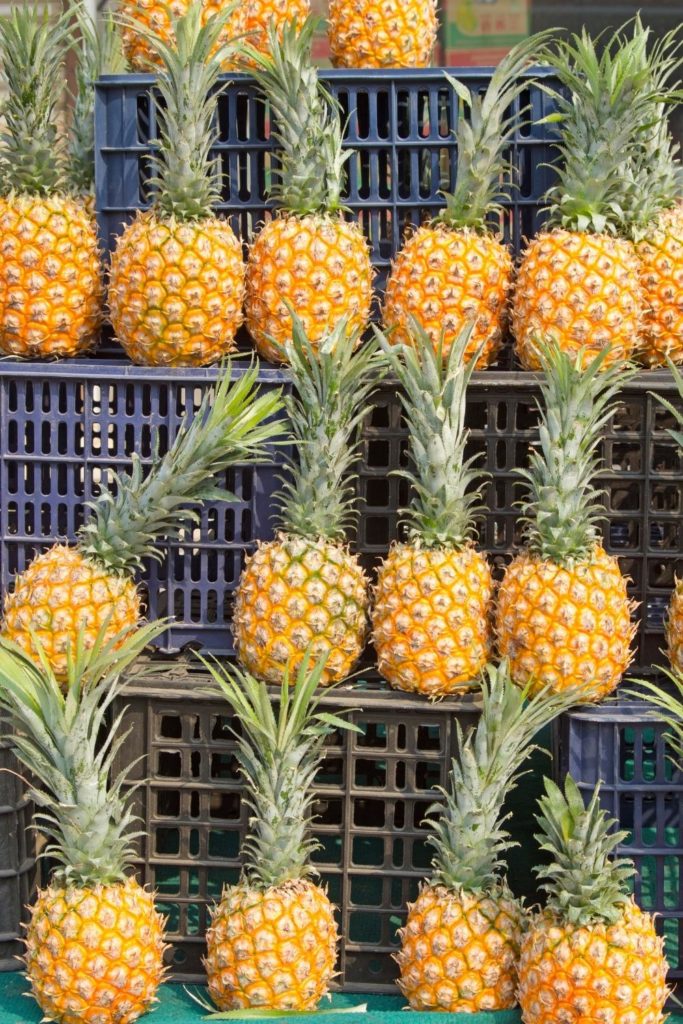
[{"left": 0, "top": 722, "right": 36, "bottom": 971}]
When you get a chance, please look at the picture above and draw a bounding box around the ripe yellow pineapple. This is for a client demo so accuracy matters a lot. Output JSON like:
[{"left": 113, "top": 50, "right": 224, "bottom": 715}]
[
  {"left": 233, "top": 316, "right": 385, "bottom": 685},
  {"left": 2, "top": 366, "right": 284, "bottom": 679},
  {"left": 242, "top": 19, "right": 372, "bottom": 361},
  {"left": 397, "top": 662, "right": 581, "bottom": 1012},
  {"left": 202, "top": 654, "right": 357, "bottom": 1010},
  {"left": 518, "top": 775, "right": 669, "bottom": 1024},
  {"left": 0, "top": 621, "right": 170, "bottom": 1024},
  {"left": 120, "top": 0, "right": 246, "bottom": 71},
  {"left": 109, "top": 7, "right": 245, "bottom": 367},
  {"left": 0, "top": 5, "right": 102, "bottom": 359},
  {"left": 327, "top": 0, "right": 437, "bottom": 69},
  {"left": 496, "top": 343, "right": 636, "bottom": 701},
  {"left": 383, "top": 37, "right": 548, "bottom": 368},
  {"left": 512, "top": 29, "right": 648, "bottom": 369},
  {"left": 371, "top": 323, "right": 493, "bottom": 697}
]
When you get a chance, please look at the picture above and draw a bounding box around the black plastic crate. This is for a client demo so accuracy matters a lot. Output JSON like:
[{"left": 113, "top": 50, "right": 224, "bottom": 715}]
[
  {"left": 0, "top": 724, "right": 36, "bottom": 971},
  {"left": 0, "top": 360, "right": 287, "bottom": 656},
  {"left": 111, "top": 665, "right": 480, "bottom": 989},
  {"left": 95, "top": 67, "right": 559, "bottom": 296},
  {"left": 554, "top": 698, "right": 683, "bottom": 988},
  {"left": 356, "top": 369, "right": 683, "bottom": 672}
]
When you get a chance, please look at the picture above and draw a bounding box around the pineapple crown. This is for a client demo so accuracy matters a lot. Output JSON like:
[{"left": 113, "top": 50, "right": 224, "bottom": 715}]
[
  {"left": 122, "top": 3, "right": 237, "bottom": 220},
  {"left": 540, "top": 22, "right": 677, "bottom": 235},
  {"left": 68, "top": 5, "right": 127, "bottom": 197},
  {"left": 276, "top": 316, "right": 386, "bottom": 540},
  {"left": 377, "top": 322, "right": 486, "bottom": 549},
  {"left": 199, "top": 651, "right": 360, "bottom": 889},
  {"left": 534, "top": 775, "right": 635, "bottom": 926},
  {"left": 0, "top": 620, "right": 166, "bottom": 886},
  {"left": 518, "top": 343, "right": 633, "bottom": 565},
  {"left": 438, "top": 31, "right": 553, "bottom": 231},
  {"left": 78, "top": 361, "right": 285, "bottom": 576},
  {"left": 0, "top": 3, "right": 73, "bottom": 195},
  {"left": 625, "top": 668, "right": 683, "bottom": 771},
  {"left": 242, "top": 17, "right": 349, "bottom": 216},
  {"left": 425, "top": 662, "right": 581, "bottom": 893}
]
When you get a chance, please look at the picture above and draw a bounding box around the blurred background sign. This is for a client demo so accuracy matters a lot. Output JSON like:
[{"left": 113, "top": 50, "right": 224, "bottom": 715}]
[{"left": 441, "top": 0, "right": 529, "bottom": 66}]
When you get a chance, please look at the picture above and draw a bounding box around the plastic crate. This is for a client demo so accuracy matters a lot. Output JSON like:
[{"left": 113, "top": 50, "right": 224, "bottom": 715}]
[
  {"left": 554, "top": 698, "right": 683, "bottom": 988},
  {"left": 111, "top": 665, "right": 481, "bottom": 989},
  {"left": 0, "top": 723, "right": 36, "bottom": 971},
  {"left": 0, "top": 359, "right": 287, "bottom": 656},
  {"left": 95, "top": 67, "right": 559, "bottom": 296}
]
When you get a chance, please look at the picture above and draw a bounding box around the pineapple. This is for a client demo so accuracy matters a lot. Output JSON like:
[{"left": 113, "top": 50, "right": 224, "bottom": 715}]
[
  {"left": 512, "top": 28, "right": 649, "bottom": 369},
  {"left": 68, "top": 6, "right": 127, "bottom": 211},
  {"left": 233, "top": 316, "right": 385, "bottom": 686},
  {"left": 242, "top": 18, "right": 372, "bottom": 362},
  {"left": 2, "top": 364, "right": 284, "bottom": 679},
  {"left": 495, "top": 343, "right": 636, "bottom": 701},
  {"left": 0, "top": 4, "right": 102, "bottom": 359},
  {"left": 202, "top": 653, "right": 358, "bottom": 1011},
  {"left": 327, "top": 0, "right": 437, "bottom": 69},
  {"left": 383, "top": 36, "right": 548, "bottom": 368},
  {"left": 0, "top": 621, "right": 169, "bottom": 1024},
  {"left": 109, "top": 7, "right": 245, "bottom": 367},
  {"left": 371, "top": 323, "right": 494, "bottom": 697},
  {"left": 397, "top": 662, "right": 582, "bottom": 1013},
  {"left": 518, "top": 775, "right": 669, "bottom": 1024}
]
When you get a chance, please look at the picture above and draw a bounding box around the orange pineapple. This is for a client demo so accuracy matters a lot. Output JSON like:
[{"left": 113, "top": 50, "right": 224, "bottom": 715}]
[
  {"left": 120, "top": 0, "right": 245, "bottom": 71},
  {"left": 495, "top": 343, "right": 636, "bottom": 700},
  {"left": 202, "top": 654, "right": 356, "bottom": 1010},
  {"left": 328, "top": 0, "right": 437, "bottom": 69},
  {"left": 383, "top": 37, "right": 548, "bottom": 368},
  {"left": 0, "top": 621, "right": 169, "bottom": 1024},
  {"left": 1, "top": 367, "right": 283, "bottom": 679},
  {"left": 518, "top": 775, "right": 668, "bottom": 1024},
  {"left": 398, "top": 662, "right": 580, "bottom": 1012},
  {"left": 0, "top": 5, "right": 102, "bottom": 359},
  {"left": 242, "top": 18, "right": 372, "bottom": 362},
  {"left": 372, "top": 324, "right": 493, "bottom": 697}
]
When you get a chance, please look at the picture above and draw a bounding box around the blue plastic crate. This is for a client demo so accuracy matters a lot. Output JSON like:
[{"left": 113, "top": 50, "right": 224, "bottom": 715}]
[
  {"left": 95, "top": 67, "right": 560, "bottom": 291},
  {"left": 0, "top": 727, "right": 36, "bottom": 972},
  {"left": 0, "top": 360, "right": 288, "bottom": 656},
  {"left": 554, "top": 699, "right": 683, "bottom": 988}
]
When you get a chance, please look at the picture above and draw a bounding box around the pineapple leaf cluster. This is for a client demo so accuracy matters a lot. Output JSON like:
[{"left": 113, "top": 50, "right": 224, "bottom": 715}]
[
  {"left": 439, "top": 32, "right": 551, "bottom": 231},
  {"left": 518, "top": 343, "right": 633, "bottom": 564},
  {"left": 0, "top": 4, "right": 73, "bottom": 195},
  {"left": 379, "top": 322, "right": 486, "bottom": 549},
  {"left": 200, "top": 652, "right": 360, "bottom": 889},
  {"left": 541, "top": 25, "right": 667, "bottom": 235},
  {"left": 68, "top": 5, "right": 127, "bottom": 196},
  {"left": 129, "top": 4, "right": 236, "bottom": 220},
  {"left": 244, "top": 17, "right": 349, "bottom": 216},
  {"left": 0, "top": 620, "right": 165, "bottom": 886},
  {"left": 79, "top": 362, "right": 285, "bottom": 575},
  {"left": 626, "top": 668, "right": 683, "bottom": 770},
  {"left": 535, "top": 775, "right": 634, "bottom": 926},
  {"left": 426, "top": 662, "right": 581, "bottom": 892},
  {"left": 277, "top": 316, "right": 386, "bottom": 540}
]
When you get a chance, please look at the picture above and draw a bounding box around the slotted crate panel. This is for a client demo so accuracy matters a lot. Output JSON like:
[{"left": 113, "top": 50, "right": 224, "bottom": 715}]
[
  {"left": 0, "top": 360, "right": 287, "bottom": 655},
  {"left": 95, "top": 67, "right": 559, "bottom": 296},
  {"left": 112, "top": 667, "right": 480, "bottom": 989},
  {"left": 554, "top": 699, "right": 683, "bottom": 988},
  {"left": 0, "top": 725, "right": 36, "bottom": 971}
]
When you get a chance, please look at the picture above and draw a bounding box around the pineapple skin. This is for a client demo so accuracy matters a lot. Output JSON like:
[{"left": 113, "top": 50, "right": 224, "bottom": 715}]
[
  {"left": 382, "top": 225, "right": 512, "bottom": 368},
  {"left": 121, "top": 0, "right": 247, "bottom": 71},
  {"left": 372, "top": 543, "right": 493, "bottom": 697},
  {"left": 108, "top": 211, "right": 245, "bottom": 367},
  {"left": 0, "top": 194, "right": 102, "bottom": 358},
  {"left": 496, "top": 545, "right": 635, "bottom": 701},
  {"left": 396, "top": 884, "right": 525, "bottom": 1012},
  {"left": 328, "top": 0, "right": 437, "bottom": 69},
  {"left": 666, "top": 579, "right": 683, "bottom": 673},
  {"left": 2, "top": 545, "right": 141, "bottom": 681},
  {"left": 512, "top": 230, "right": 642, "bottom": 369},
  {"left": 205, "top": 879, "right": 337, "bottom": 1011},
  {"left": 241, "top": 0, "right": 311, "bottom": 62},
  {"left": 233, "top": 533, "right": 369, "bottom": 686},
  {"left": 244, "top": 214, "right": 372, "bottom": 362},
  {"left": 518, "top": 899, "right": 668, "bottom": 1024},
  {"left": 636, "top": 206, "right": 683, "bottom": 366},
  {"left": 24, "top": 877, "right": 167, "bottom": 1024}
]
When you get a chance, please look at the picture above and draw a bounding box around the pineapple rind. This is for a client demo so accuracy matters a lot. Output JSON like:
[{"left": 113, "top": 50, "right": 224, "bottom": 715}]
[
  {"left": 637, "top": 206, "right": 683, "bottom": 366},
  {"left": 121, "top": 0, "right": 247, "bottom": 72},
  {"left": 328, "top": 0, "right": 436, "bottom": 69}
]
